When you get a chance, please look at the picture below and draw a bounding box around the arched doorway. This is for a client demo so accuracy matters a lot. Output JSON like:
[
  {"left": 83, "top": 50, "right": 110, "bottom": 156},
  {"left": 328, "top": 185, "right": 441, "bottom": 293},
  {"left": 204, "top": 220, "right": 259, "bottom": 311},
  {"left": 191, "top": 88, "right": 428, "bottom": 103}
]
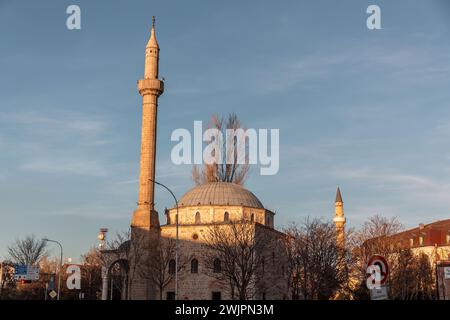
[{"left": 108, "top": 259, "right": 129, "bottom": 300}]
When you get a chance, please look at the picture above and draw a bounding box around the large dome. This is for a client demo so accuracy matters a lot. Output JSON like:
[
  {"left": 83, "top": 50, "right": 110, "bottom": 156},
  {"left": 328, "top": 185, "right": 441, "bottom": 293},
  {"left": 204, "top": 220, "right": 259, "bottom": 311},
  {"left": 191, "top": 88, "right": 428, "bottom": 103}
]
[{"left": 178, "top": 182, "right": 264, "bottom": 209}]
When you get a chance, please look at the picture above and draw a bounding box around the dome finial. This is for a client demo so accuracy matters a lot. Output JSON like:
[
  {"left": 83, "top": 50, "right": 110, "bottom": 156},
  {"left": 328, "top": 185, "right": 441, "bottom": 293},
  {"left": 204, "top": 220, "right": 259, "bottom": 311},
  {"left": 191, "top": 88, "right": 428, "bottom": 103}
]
[{"left": 152, "top": 16, "right": 155, "bottom": 28}]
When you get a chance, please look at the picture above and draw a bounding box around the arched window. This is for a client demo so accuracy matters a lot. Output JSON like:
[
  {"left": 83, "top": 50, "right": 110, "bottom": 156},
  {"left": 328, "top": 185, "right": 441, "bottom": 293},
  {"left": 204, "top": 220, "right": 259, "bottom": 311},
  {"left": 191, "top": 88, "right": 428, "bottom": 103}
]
[
  {"left": 195, "top": 211, "right": 201, "bottom": 224},
  {"left": 168, "top": 259, "right": 176, "bottom": 275},
  {"left": 250, "top": 213, "right": 254, "bottom": 223},
  {"left": 191, "top": 259, "right": 198, "bottom": 273},
  {"left": 224, "top": 212, "right": 229, "bottom": 222},
  {"left": 213, "top": 258, "right": 221, "bottom": 273}
]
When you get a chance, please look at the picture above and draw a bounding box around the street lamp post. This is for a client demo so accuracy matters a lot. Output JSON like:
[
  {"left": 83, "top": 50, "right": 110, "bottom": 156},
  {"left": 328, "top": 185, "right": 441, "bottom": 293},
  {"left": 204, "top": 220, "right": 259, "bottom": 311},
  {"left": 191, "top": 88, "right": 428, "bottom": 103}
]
[
  {"left": 149, "top": 178, "right": 179, "bottom": 300},
  {"left": 42, "top": 238, "right": 63, "bottom": 300}
]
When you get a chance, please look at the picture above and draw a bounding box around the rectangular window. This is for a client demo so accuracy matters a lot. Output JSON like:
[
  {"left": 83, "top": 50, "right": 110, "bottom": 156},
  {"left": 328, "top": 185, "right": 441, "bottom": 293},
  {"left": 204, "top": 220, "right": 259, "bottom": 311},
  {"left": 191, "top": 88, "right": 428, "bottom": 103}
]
[
  {"left": 446, "top": 234, "right": 450, "bottom": 244},
  {"left": 419, "top": 236, "right": 424, "bottom": 246},
  {"left": 212, "top": 292, "right": 221, "bottom": 300},
  {"left": 409, "top": 238, "right": 414, "bottom": 247}
]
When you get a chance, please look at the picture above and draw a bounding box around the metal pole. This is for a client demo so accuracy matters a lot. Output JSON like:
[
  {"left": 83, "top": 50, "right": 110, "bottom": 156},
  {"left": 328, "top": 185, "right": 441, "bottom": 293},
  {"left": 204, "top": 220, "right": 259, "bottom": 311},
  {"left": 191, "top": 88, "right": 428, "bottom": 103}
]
[
  {"left": 110, "top": 277, "right": 113, "bottom": 300},
  {"left": 42, "top": 238, "right": 63, "bottom": 300},
  {"left": 436, "top": 261, "right": 440, "bottom": 300},
  {"left": 149, "top": 178, "right": 179, "bottom": 300},
  {"left": 175, "top": 208, "right": 179, "bottom": 300},
  {"left": 0, "top": 261, "right": 3, "bottom": 298}
]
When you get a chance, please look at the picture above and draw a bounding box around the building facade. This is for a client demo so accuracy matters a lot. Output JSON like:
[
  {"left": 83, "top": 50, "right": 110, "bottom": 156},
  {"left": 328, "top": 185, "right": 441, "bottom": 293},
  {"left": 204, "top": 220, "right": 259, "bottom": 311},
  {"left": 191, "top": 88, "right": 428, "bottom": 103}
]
[
  {"left": 101, "top": 18, "right": 288, "bottom": 300},
  {"left": 161, "top": 182, "right": 287, "bottom": 300}
]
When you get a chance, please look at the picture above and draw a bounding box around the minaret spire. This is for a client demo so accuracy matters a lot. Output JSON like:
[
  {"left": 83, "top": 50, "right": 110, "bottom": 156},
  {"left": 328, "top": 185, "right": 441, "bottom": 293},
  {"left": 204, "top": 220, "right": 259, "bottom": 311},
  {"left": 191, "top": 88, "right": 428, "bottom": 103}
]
[
  {"left": 333, "top": 186, "right": 346, "bottom": 249},
  {"left": 145, "top": 16, "right": 159, "bottom": 79},
  {"left": 335, "top": 186, "right": 343, "bottom": 203}
]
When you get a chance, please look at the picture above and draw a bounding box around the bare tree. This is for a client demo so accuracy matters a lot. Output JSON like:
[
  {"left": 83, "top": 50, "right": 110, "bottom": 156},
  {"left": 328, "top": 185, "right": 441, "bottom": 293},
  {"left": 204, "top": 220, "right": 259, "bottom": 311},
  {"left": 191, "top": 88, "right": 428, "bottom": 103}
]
[
  {"left": 415, "top": 253, "right": 435, "bottom": 300},
  {"left": 348, "top": 215, "right": 403, "bottom": 299},
  {"left": 282, "top": 219, "right": 349, "bottom": 300},
  {"left": 389, "top": 250, "right": 434, "bottom": 300},
  {"left": 203, "top": 220, "right": 270, "bottom": 300},
  {"left": 80, "top": 247, "right": 103, "bottom": 300},
  {"left": 7, "top": 235, "right": 47, "bottom": 266},
  {"left": 0, "top": 261, "right": 15, "bottom": 299},
  {"left": 139, "top": 237, "right": 190, "bottom": 300},
  {"left": 100, "top": 229, "right": 147, "bottom": 300},
  {"left": 192, "top": 113, "right": 250, "bottom": 186},
  {"left": 351, "top": 215, "right": 403, "bottom": 260}
]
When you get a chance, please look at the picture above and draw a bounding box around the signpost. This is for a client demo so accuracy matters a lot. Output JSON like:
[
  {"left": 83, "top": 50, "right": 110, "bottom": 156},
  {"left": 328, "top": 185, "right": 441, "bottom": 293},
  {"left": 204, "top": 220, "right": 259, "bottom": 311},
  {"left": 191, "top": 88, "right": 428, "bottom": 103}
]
[{"left": 367, "top": 255, "right": 389, "bottom": 300}]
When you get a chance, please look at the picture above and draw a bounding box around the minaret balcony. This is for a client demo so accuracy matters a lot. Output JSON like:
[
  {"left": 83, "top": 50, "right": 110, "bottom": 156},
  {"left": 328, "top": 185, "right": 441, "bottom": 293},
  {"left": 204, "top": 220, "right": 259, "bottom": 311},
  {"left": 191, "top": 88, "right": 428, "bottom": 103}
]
[
  {"left": 137, "top": 78, "right": 164, "bottom": 96},
  {"left": 333, "top": 216, "right": 346, "bottom": 223}
]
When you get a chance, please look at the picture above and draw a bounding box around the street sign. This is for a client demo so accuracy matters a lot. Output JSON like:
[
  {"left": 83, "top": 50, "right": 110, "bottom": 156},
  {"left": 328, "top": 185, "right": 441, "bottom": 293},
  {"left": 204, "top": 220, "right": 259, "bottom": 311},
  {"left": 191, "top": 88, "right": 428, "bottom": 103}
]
[
  {"left": 370, "top": 285, "right": 389, "bottom": 300},
  {"left": 27, "top": 266, "right": 39, "bottom": 280},
  {"left": 49, "top": 290, "right": 57, "bottom": 299},
  {"left": 14, "top": 265, "right": 27, "bottom": 280},
  {"left": 367, "top": 255, "right": 390, "bottom": 300},
  {"left": 14, "top": 265, "right": 39, "bottom": 281},
  {"left": 367, "top": 255, "right": 389, "bottom": 285},
  {"left": 444, "top": 267, "right": 450, "bottom": 280}
]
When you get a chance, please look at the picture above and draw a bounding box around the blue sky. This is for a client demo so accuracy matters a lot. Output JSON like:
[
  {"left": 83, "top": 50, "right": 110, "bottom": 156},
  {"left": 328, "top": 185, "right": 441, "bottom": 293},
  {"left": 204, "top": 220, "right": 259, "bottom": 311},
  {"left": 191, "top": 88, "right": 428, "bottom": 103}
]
[{"left": 1, "top": 0, "right": 450, "bottom": 261}]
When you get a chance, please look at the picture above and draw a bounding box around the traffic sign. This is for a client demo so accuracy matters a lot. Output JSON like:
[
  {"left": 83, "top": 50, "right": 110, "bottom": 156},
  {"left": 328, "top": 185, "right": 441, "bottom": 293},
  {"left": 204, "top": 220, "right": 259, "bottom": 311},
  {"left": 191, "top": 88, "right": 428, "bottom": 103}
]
[
  {"left": 367, "top": 255, "right": 389, "bottom": 285},
  {"left": 49, "top": 290, "right": 57, "bottom": 299},
  {"left": 14, "top": 265, "right": 27, "bottom": 280},
  {"left": 444, "top": 267, "right": 450, "bottom": 280},
  {"left": 14, "top": 265, "right": 39, "bottom": 281},
  {"left": 370, "top": 285, "right": 389, "bottom": 300}
]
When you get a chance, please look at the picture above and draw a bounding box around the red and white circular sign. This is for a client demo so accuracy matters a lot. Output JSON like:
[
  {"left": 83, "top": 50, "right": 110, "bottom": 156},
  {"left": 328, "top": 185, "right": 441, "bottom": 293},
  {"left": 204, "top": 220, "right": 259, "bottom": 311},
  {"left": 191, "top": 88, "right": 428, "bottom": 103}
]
[{"left": 367, "top": 255, "right": 389, "bottom": 284}]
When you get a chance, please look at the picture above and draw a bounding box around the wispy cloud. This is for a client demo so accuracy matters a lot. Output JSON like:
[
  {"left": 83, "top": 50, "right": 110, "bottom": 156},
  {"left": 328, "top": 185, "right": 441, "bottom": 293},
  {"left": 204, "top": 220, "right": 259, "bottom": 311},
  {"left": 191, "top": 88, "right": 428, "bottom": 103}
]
[
  {"left": 334, "top": 167, "right": 450, "bottom": 211},
  {"left": 0, "top": 111, "right": 107, "bottom": 141},
  {"left": 46, "top": 203, "right": 131, "bottom": 220},
  {"left": 245, "top": 38, "right": 450, "bottom": 94},
  {"left": 20, "top": 159, "right": 109, "bottom": 176},
  {"left": 335, "top": 168, "right": 440, "bottom": 190},
  {"left": 0, "top": 110, "right": 114, "bottom": 176}
]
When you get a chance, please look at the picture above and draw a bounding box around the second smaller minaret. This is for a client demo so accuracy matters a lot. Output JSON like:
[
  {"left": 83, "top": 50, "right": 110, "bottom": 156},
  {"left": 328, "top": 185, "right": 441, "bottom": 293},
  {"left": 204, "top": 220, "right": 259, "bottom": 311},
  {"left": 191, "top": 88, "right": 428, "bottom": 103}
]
[{"left": 333, "top": 187, "right": 346, "bottom": 249}]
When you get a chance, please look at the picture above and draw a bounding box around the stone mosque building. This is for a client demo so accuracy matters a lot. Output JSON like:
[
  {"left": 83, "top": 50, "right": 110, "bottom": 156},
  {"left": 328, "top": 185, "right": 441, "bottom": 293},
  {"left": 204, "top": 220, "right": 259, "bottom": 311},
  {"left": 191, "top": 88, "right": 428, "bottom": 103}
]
[{"left": 100, "top": 18, "right": 346, "bottom": 300}]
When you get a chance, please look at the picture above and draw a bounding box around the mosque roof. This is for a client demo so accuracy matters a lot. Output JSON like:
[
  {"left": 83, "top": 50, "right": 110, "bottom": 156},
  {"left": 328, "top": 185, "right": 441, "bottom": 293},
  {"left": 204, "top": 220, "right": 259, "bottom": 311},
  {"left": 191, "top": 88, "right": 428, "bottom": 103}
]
[{"left": 178, "top": 182, "right": 264, "bottom": 209}]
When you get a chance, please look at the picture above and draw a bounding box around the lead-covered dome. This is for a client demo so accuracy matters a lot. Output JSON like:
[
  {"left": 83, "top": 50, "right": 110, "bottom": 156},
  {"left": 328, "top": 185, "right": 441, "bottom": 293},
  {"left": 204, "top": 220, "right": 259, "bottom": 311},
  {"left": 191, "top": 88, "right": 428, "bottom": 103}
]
[{"left": 178, "top": 182, "right": 264, "bottom": 209}]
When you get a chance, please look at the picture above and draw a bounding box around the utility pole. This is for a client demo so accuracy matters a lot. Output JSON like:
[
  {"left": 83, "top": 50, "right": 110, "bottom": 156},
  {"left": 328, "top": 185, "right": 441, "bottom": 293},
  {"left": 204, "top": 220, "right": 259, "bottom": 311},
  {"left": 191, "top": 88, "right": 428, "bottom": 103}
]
[
  {"left": 0, "top": 261, "right": 3, "bottom": 298},
  {"left": 42, "top": 238, "right": 63, "bottom": 300}
]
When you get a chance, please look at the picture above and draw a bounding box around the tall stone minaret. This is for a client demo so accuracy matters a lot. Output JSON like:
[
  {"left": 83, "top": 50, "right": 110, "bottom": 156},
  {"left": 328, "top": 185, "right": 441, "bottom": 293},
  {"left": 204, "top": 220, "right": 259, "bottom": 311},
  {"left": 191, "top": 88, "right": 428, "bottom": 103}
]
[
  {"left": 131, "top": 16, "right": 164, "bottom": 230},
  {"left": 129, "top": 17, "right": 164, "bottom": 300},
  {"left": 333, "top": 187, "right": 346, "bottom": 249}
]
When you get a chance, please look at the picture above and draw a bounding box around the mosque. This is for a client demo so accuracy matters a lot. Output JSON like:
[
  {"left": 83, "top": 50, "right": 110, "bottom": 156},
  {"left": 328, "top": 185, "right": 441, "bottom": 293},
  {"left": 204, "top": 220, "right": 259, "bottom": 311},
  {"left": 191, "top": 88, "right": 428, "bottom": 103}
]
[{"left": 100, "top": 17, "right": 346, "bottom": 300}]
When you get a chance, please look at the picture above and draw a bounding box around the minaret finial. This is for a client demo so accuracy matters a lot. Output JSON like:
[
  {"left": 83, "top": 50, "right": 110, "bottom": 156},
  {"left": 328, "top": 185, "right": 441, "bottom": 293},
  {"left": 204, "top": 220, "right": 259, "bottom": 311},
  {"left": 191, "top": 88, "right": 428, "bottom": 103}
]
[{"left": 146, "top": 16, "right": 159, "bottom": 49}]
